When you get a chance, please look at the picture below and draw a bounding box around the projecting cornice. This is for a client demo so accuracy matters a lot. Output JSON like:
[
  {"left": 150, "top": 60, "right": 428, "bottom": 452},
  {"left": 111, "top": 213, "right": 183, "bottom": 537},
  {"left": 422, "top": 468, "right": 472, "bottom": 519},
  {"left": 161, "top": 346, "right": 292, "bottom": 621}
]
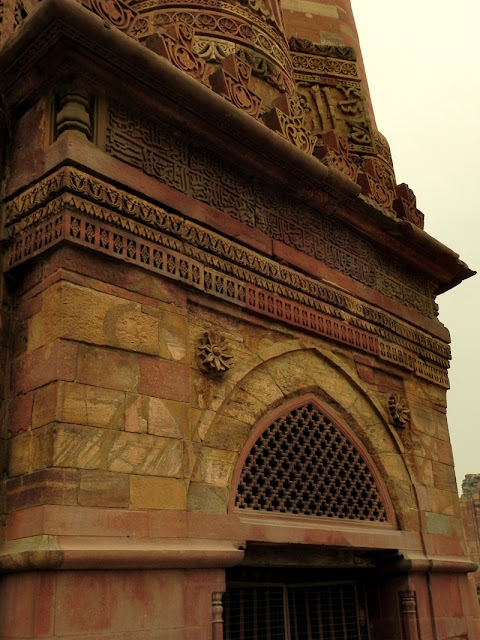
[{"left": 0, "top": 0, "right": 474, "bottom": 294}]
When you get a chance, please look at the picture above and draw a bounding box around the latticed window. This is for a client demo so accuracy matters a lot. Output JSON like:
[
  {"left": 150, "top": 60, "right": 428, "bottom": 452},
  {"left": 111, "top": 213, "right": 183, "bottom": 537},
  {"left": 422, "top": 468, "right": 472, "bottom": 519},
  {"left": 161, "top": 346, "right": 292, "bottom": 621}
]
[
  {"left": 234, "top": 402, "right": 387, "bottom": 522},
  {"left": 223, "top": 581, "right": 370, "bottom": 640}
]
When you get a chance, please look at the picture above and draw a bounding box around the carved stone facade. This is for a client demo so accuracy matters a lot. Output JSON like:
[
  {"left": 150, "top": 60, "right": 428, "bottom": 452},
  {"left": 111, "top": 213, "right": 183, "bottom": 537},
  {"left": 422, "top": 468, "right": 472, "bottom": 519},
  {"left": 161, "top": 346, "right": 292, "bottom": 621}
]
[{"left": 0, "top": 1, "right": 479, "bottom": 639}]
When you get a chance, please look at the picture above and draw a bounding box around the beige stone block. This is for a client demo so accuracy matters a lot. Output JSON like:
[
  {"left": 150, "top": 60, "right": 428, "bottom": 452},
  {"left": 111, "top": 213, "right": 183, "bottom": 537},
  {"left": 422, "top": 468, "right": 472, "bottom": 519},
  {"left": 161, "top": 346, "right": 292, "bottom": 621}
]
[
  {"left": 130, "top": 476, "right": 187, "bottom": 510},
  {"left": 427, "top": 487, "right": 457, "bottom": 516},
  {"left": 376, "top": 453, "right": 409, "bottom": 482},
  {"left": 191, "top": 370, "right": 234, "bottom": 411},
  {"left": 78, "top": 470, "right": 130, "bottom": 507},
  {"left": 426, "top": 512, "right": 451, "bottom": 536},
  {"left": 187, "top": 482, "right": 228, "bottom": 513},
  {"left": 221, "top": 389, "right": 267, "bottom": 426},
  {"left": 196, "top": 448, "right": 237, "bottom": 487},
  {"left": 159, "top": 311, "right": 188, "bottom": 361},
  {"left": 59, "top": 383, "right": 125, "bottom": 430},
  {"left": 32, "top": 382, "right": 60, "bottom": 428},
  {"left": 401, "top": 508, "right": 421, "bottom": 532},
  {"left": 51, "top": 424, "right": 183, "bottom": 477},
  {"left": 389, "top": 479, "right": 414, "bottom": 512},
  {"left": 239, "top": 369, "right": 284, "bottom": 407},
  {"left": 265, "top": 350, "right": 331, "bottom": 398},
  {"left": 125, "top": 393, "right": 148, "bottom": 433},
  {"left": 204, "top": 416, "right": 252, "bottom": 452},
  {"left": 108, "top": 431, "right": 183, "bottom": 477},
  {"left": 7, "top": 432, "right": 31, "bottom": 477},
  {"left": 432, "top": 461, "right": 457, "bottom": 493},
  {"left": 29, "top": 281, "right": 159, "bottom": 354},
  {"left": 31, "top": 425, "right": 55, "bottom": 470},
  {"left": 148, "top": 397, "right": 186, "bottom": 438},
  {"left": 414, "top": 456, "right": 434, "bottom": 487}
]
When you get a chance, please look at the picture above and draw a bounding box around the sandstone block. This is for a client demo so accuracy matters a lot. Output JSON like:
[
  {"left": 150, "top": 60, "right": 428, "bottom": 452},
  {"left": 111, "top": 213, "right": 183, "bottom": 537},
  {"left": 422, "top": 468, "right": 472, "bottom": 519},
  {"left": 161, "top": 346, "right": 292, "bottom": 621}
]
[
  {"left": 433, "top": 461, "right": 457, "bottom": 493},
  {"left": 8, "top": 392, "right": 34, "bottom": 436},
  {"left": 414, "top": 456, "right": 434, "bottom": 487},
  {"left": 195, "top": 448, "right": 237, "bottom": 487},
  {"left": 426, "top": 512, "right": 452, "bottom": 536},
  {"left": 204, "top": 416, "right": 252, "bottom": 453},
  {"left": 130, "top": 476, "right": 187, "bottom": 510},
  {"left": 59, "top": 382, "right": 125, "bottom": 430},
  {"left": 78, "top": 470, "right": 130, "bottom": 507},
  {"left": 148, "top": 397, "right": 186, "bottom": 438},
  {"left": 221, "top": 388, "right": 267, "bottom": 426},
  {"left": 12, "top": 339, "right": 78, "bottom": 395},
  {"left": 77, "top": 345, "right": 139, "bottom": 391},
  {"left": 7, "top": 432, "right": 32, "bottom": 477},
  {"left": 187, "top": 482, "right": 228, "bottom": 513},
  {"left": 159, "top": 311, "right": 188, "bottom": 361},
  {"left": 7, "top": 468, "right": 80, "bottom": 511},
  {"left": 138, "top": 356, "right": 190, "bottom": 402},
  {"left": 51, "top": 424, "right": 183, "bottom": 477},
  {"left": 32, "top": 382, "right": 59, "bottom": 429},
  {"left": 29, "top": 281, "right": 160, "bottom": 354},
  {"left": 125, "top": 393, "right": 148, "bottom": 433},
  {"left": 427, "top": 487, "right": 457, "bottom": 516},
  {"left": 239, "top": 369, "right": 285, "bottom": 406}
]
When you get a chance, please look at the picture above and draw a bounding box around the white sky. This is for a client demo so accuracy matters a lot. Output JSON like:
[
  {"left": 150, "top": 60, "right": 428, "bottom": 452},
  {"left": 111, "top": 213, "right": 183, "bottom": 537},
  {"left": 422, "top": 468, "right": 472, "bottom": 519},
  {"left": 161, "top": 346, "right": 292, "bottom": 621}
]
[{"left": 351, "top": 1, "right": 480, "bottom": 493}]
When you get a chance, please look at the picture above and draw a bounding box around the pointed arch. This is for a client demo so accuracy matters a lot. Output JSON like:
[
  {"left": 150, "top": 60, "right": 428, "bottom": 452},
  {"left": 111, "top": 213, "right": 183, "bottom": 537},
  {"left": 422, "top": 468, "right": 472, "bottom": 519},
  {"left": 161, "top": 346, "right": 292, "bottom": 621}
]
[{"left": 229, "top": 394, "right": 397, "bottom": 527}]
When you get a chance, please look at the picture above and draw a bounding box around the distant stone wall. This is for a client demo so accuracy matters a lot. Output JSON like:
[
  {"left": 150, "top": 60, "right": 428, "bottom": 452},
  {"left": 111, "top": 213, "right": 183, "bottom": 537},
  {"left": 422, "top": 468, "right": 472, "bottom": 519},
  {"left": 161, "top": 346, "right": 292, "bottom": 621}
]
[{"left": 461, "top": 475, "right": 480, "bottom": 596}]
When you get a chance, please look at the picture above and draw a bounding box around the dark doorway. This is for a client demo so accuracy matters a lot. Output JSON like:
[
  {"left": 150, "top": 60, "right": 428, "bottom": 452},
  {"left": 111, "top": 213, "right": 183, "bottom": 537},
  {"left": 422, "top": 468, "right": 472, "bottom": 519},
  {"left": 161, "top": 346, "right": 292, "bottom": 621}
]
[{"left": 223, "top": 568, "right": 371, "bottom": 640}]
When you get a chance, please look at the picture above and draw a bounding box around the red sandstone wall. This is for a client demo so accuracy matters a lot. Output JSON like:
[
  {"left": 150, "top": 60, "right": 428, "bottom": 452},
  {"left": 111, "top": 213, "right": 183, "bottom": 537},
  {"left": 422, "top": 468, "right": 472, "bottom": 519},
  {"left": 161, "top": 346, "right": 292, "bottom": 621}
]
[{"left": 281, "top": 0, "right": 376, "bottom": 123}]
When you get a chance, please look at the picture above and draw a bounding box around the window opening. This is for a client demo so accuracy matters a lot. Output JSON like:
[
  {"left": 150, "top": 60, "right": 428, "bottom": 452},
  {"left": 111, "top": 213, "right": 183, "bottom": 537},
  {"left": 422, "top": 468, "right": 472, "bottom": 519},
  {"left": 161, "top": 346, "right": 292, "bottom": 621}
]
[{"left": 235, "top": 402, "right": 387, "bottom": 522}]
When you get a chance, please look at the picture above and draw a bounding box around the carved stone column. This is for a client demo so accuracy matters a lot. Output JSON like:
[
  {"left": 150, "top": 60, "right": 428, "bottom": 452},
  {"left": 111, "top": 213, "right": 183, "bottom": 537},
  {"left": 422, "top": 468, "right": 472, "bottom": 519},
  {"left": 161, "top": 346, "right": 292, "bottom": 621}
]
[
  {"left": 400, "top": 590, "right": 420, "bottom": 640},
  {"left": 212, "top": 591, "right": 224, "bottom": 640}
]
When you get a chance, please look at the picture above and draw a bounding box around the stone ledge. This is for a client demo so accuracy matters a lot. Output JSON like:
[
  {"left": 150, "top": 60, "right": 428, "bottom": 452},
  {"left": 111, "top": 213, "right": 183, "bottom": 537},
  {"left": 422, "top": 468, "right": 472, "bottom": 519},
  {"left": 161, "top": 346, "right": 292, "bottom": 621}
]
[{"left": 0, "top": 535, "right": 244, "bottom": 573}]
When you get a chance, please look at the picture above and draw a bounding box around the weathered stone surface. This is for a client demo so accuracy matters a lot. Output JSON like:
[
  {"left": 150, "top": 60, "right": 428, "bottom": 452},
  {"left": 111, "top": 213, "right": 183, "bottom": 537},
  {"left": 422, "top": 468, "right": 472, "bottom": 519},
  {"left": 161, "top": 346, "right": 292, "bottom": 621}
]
[
  {"left": 194, "top": 448, "right": 237, "bottom": 487},
  {"left": 33, "top": 423, "right": 184, "bottom": 477},
  {"left": 138, "top": 356, "right": 190, "bottom": 402},
  {"left": 12, "top": 340, "right": 78, "bottom": 395},
  {"left": 130, "top": 476, "right": 187, "bottom": 510},
  {"left": 7, "top": 433, "right": 32, "bottom": 477},
  {"left": 426, "top": 512, "right": 452, "bottom": 536},
  {"left": 29, "top": 281, "right": 160, "bottom": 354},
  {"left": 8, "top": 392, "right": 34, "bottom": 436},
  {"left": 77, "top": 345, "right": 139, "bottom": 391},
  {"left": 204, "top": 416, "right": 252, "bottom": 453},
  {"left": 187, "top": 483, "right": 228, "bottom": 514},
  {"left": 78, "top": 470, "right": 130, "bottom": 508},
  {"left": 59, "top": 383, "right": 126, "bottom": 430},
  {"left": 159, "top": 311, "right": 188, "bottom": 362}
]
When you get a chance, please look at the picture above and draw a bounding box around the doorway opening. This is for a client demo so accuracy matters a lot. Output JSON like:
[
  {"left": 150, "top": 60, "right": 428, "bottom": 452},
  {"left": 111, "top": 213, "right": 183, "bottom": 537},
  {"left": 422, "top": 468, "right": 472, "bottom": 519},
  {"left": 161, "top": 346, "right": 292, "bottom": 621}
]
[{"left": 223, "top": 567, "right": 371, "bottom": 640}]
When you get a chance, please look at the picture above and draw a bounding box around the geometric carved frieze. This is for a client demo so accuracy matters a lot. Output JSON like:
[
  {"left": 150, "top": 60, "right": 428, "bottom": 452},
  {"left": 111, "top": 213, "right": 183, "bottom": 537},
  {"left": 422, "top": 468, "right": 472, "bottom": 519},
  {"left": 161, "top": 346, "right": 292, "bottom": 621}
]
[
  {"left": 4, "top": 167, "right": 450, "bottom": 387},
  {"left": 104, "top": 104, "right": 435, "bottom": 318},
  {"left": 246, "top": 285, "right": 379, "bottom": 356}
]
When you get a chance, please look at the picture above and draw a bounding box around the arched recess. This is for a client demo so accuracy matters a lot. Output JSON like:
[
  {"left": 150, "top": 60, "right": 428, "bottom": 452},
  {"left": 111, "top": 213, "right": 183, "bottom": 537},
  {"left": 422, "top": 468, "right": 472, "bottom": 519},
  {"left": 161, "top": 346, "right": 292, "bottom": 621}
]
[
  {"left": 189, "top": 346, "right": 415, "bottom": 528},
  {"left": 228, "top": 393, "right": 397, "bottom": 527}
]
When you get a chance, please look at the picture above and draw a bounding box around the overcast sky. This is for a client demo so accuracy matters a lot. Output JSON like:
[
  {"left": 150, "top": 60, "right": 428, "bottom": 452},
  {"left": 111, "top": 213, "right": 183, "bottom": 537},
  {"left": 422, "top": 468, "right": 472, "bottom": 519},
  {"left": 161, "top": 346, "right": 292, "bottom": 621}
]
[{"left": 351, "top": 1, "right": 479, "bottom": 493}]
